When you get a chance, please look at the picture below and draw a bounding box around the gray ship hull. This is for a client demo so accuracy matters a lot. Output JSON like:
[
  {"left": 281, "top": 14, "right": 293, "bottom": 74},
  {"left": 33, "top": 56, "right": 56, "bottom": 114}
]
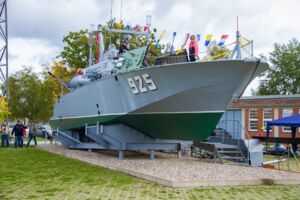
[{"left": 50, "top": 59, "right": 268, "bottom": 141}]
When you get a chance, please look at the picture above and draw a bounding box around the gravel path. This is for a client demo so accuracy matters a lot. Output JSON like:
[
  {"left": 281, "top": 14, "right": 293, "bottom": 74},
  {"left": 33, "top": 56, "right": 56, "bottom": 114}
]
[{"left": 38, "top": 144, "right": 300, "bottom": 181}]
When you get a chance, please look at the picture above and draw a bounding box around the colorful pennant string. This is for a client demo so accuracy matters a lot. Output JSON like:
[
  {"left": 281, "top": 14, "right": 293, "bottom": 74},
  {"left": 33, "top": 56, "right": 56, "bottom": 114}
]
[
  {"left": 176, "top": 33, "right": 190, "bottom": 55},
  {"left": 125, "top": 24, "right": 131, "bottom": 30},
  {"left": 104, "top": 19, "right": 230, "bottom": 51},
  {"left": 204, "top": 34, "right": 213, "bottom": 46},
  {"left": 115, "top": 19, "right": 123, "bottom": 30},
  {"left": 170, "top": 32, "right": 177, "bottom": 55},
  {"left": 133, "top": 24, "right": 140, "bottom": 31},
  {"left": 155, "top": 30, "right": 166, "bottom": 48},
  {"left": 217, "top": 34, "right": 229, "bottom": 46},
  {"left": 196, "top": 34, "right": 201, "bottom": 43}
]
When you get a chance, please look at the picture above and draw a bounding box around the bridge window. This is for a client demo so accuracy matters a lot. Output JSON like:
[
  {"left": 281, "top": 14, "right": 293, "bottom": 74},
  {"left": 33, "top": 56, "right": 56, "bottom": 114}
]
[
  {"left": 282, "top": 108, "right": 293, "bottom": 132},
  {"left": 249, "top": 109, "right": 258, "bottom": 131}
]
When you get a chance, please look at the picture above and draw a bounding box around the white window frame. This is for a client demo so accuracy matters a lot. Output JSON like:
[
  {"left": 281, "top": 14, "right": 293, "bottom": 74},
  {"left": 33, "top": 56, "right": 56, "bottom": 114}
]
[
  {"left": 248, "top": 108, "right": 258, "bottom": 131},
  {"left": 282, "top": 108, "right": 293, "bottom": 133},
  {"left": 263, "top": 108, "right": 273, "bottom": 132}
]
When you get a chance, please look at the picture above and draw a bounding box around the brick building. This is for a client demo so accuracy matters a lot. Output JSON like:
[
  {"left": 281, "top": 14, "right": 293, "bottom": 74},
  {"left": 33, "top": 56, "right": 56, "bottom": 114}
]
[{"left": 218, "top": 95, "right": 300, "bottom": 139}]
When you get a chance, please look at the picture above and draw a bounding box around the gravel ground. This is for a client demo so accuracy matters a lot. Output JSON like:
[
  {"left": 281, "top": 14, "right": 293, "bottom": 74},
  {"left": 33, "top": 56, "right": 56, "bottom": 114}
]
[{"left": 38, "top": 144, "right": 300, "bottom": 181}]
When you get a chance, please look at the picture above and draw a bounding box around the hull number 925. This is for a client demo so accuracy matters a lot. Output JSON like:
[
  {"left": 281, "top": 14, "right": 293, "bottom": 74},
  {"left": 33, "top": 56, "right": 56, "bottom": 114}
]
[{"left": 127, "top": 74, "right": 157, "bottom": 95}]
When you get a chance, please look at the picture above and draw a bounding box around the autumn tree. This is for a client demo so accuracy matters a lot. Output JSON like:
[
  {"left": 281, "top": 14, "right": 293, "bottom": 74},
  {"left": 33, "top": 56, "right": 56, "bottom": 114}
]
[
  {"left": 257, "top": 38, "right": 300, "bottom": 95},
  {"left": 43, "top": 61, "right": 73, "bottom": 100},
  {"left": 0, "top": 96, "right": 9, "bottom": 122}
]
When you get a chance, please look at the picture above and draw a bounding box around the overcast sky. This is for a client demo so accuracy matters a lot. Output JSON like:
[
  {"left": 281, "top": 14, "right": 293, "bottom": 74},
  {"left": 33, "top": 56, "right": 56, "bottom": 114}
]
[{"left": 7, "top": 0, "right": 300, "bottom": 95}]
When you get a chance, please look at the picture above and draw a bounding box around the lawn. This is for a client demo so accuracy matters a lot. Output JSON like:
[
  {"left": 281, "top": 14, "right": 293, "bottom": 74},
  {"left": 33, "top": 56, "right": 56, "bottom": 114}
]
[
  {"left": 263, "top": 154, "right": 300, "bottom": 172},
  {"left": 7, "top": 136, "right": 51, "bottom": 144},
  {"left": 1, "top": 148, "right": 300, "bottom": 200}
]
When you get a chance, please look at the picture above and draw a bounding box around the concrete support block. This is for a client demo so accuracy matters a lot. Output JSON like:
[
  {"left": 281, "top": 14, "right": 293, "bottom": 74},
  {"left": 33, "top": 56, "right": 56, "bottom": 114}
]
[
  {"left": 150, "top": 149, "right": 155, "bottom": 160},
  {"left": 118, "top": 150, "right": 124, "bottom": 160},
  {"left": 177, "top": 150, "right": 182, "bottom": 159}
]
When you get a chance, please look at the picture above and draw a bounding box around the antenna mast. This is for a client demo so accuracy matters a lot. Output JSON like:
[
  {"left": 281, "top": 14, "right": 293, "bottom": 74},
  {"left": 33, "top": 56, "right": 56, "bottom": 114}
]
[
  {"left": 237, "top": 16, "right": 239, "bottom": 31},
  {"left": 230, "top": 16, "right": 241, "bottom": 59},
  {"left": 109, "top": 0, "right": 113, "bottom": 44},
  {"left": 120, "top": 0, "right": 123, "bottom": 19}
]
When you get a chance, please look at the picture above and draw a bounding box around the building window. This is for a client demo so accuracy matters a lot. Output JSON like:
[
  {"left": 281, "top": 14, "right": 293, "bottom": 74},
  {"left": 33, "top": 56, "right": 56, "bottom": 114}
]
[
  {"left": 282, "top": 108, "right": 293, "bottom": 132},
  {"left": 263, "top": 108, "right": 273, "bottom": 132},
  {"left": 249, "top": 109, "right": 258, "bottom": 131}
]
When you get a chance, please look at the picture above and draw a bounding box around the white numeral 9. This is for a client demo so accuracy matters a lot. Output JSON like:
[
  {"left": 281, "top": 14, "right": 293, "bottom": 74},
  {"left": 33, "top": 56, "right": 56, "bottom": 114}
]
[{"left": 127, "top": 78, "right": 139, "bottom": 94}]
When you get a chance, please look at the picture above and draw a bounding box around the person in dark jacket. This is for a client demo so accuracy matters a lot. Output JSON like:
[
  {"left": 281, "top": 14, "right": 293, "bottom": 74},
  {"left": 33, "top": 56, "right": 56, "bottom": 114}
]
[
  {"left": 27, "top": 122, "right": 37, "bottom": 147},
  {"left": 119, "top": 38, "right": 129, "bottom": 54},
  {"left": 11, "top": 120, "right": 27, "bottom": 148}
]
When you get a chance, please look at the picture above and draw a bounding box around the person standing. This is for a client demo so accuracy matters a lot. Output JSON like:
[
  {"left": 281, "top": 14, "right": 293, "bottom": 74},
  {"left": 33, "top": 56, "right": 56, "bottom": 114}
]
[
  {"left": 119, "top": 38, "right": 129, "bottom": 54},
  {"left": 1, "top": 123, "right": 9, "bottom": 147},
  {"left": 188, "top": 35, "right": 199, "bottom": 62},
  {"left": 27, "top": 122, "right": 37, "bottom": 147},
  {"left": 11, "top": 120, "right": 27, "bottom": 148}
]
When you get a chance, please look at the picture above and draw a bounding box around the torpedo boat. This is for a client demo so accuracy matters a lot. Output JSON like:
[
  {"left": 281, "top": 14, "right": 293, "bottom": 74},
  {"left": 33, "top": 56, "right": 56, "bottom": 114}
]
[{"left": 50, "top": 19, "right": 268, "bottom": 152}]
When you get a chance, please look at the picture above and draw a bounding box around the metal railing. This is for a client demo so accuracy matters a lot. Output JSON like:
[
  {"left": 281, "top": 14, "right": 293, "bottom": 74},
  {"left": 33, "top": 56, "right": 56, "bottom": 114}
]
[
  {"left": 85, "top": 123, "right": 122, "bottom": 149},
  {"left": 216, "top": 120, "right": 251, "bottom": 164}
]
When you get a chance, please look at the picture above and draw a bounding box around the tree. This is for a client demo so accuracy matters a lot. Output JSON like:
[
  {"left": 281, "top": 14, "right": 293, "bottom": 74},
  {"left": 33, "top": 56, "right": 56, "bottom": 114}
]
[
  {"left": 43, "top": 61, "right": 73, "bottom": 100},
  {"left": 8, "top": 67, "right": 54, "bottom": 123},
  {"left": 0, "top": 96, "right": 9, "bottom": 122},
  {"left": 60, "top": 29, "right": 91, "bottom": 71},
  {"left": 257, "top": 38, "right": 300, "bottom": 95}
]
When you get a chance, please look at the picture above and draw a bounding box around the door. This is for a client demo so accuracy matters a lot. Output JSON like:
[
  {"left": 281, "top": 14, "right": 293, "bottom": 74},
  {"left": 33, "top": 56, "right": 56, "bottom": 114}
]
[{"left": 217, "top": 109, "right": 242, "bottom": 139}]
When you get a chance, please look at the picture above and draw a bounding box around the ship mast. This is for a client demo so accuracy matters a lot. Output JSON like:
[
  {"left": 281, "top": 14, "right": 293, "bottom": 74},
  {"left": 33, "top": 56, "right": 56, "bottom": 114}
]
[{"left": 230, "top": 16, "right": 241, "bottom": 59}]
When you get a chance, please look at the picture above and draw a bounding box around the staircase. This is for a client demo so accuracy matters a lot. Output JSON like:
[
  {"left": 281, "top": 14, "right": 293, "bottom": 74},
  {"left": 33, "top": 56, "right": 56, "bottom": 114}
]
[
  {"left": 192, "top": 139, "right": 249, "bottom": 165},
  {"left": 207, "top": 136, "right": 250, "bottom": 164},
  {"left": 215, "top": 143, "right": 247, "bottom": 163},
  {"left": 198, "top": 119, "right": 264, "bottom": 166},
  {"left": 189, "top": 119, "right": 264, "bottom": 166},
  {"left": 53, "top": 130, "right": 105, "bottom": 149}
]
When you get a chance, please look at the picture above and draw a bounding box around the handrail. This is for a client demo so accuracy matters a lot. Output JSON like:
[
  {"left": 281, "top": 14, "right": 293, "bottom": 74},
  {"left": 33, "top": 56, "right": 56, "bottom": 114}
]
[
  {"left": 93, "top": 124, "right": 123, "bottom": 148},
  {"left": 217, "top": 119, "right": 251, "bottom": 164},
  {"left": 54, "top": 130, "right": 83, "bottom": 144},
  {"left": 102, "top": 132, "right": 122, "bottom": 148}
]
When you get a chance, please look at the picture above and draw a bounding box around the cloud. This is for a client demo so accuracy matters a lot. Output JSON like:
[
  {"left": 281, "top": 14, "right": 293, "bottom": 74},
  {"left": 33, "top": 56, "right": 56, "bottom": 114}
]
[
  {"left": 9, "top": 0, "right": 300, "bottom": 49},
  {"left": 8, "top": 0, "right": 109, "bottom": 45},
  {"left": 9, "top": 37, "right": 59, "bottom": 73}
]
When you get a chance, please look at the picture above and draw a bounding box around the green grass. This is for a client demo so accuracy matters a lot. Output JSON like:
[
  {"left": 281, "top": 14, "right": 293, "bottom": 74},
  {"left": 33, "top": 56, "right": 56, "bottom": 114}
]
[
  {"left": 264, "top": 154, "right": 300, "bottom": 172},
  {"left": 9, "top": 136, "right": 50, "bottom": 144},
  {"left": 1, "top": 148, "right": 300, "bottom": 200}
]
